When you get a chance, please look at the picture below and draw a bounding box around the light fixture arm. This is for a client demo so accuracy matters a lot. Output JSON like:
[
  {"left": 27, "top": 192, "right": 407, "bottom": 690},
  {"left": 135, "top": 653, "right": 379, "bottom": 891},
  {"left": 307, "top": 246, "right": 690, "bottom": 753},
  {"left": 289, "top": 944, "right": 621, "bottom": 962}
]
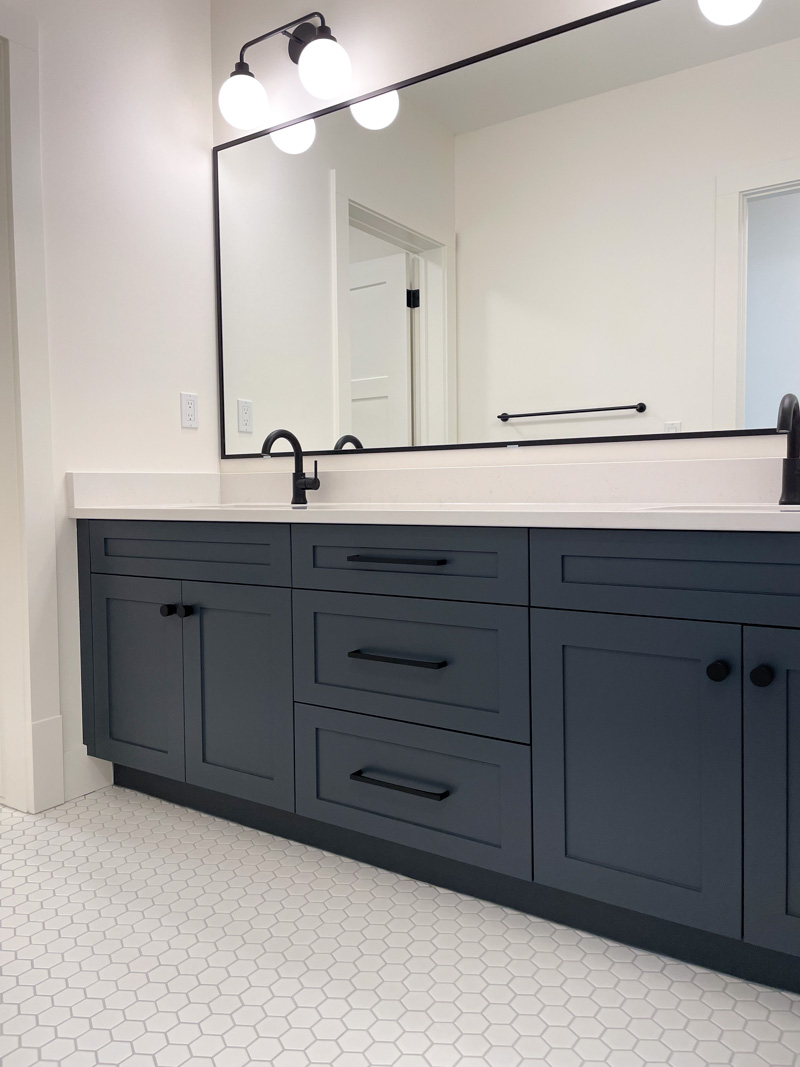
[{"left": 238, "top": 11, "right": 327, "bottom": 65}]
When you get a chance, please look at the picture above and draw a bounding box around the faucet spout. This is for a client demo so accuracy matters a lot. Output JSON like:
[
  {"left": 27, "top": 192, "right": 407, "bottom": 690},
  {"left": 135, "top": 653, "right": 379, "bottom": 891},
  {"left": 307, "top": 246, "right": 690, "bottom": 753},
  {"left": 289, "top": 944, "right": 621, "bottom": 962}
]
[
  {"left": 261, "top": 429, "right": 304, "bottom": 474},
  {"left": 778, "top": 394, "right": 800, "bottom": 505}
]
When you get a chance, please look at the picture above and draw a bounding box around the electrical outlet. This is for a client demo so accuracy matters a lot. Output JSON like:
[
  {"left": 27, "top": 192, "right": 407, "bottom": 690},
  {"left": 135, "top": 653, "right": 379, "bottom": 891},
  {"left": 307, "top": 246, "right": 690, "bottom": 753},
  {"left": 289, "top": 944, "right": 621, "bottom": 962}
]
[
  {"left": 238, "top": 399, "right": 254, "bottom": 434},
  {"left": 664, "top": 421, "right": 682, "bottom": 434},
  {"left": 181, "top": 392, "right": 199, "bottom": 429}
]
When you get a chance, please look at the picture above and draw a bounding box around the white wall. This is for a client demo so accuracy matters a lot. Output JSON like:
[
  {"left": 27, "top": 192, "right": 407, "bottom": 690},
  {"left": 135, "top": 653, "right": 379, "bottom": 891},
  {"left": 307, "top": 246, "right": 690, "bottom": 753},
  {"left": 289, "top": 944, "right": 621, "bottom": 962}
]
[
  {"left": 455, "top": 38, "right": 800, "bottom": 443},
  {"left": 0, "top": 38, "right": 26, "bottom": 808},
  {"left": 14, "top": 0, "right": 217, "bottom": 802},
  {"left": 219, "top": 98, "right": 454, "bottom": 453}
]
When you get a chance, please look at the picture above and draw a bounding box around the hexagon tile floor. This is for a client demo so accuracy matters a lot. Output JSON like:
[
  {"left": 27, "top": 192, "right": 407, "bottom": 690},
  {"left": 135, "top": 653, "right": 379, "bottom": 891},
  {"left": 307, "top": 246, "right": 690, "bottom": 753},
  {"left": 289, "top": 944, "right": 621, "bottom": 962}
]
[{"left": 2, "top": 788, "right": 799, "bottom": 1067}]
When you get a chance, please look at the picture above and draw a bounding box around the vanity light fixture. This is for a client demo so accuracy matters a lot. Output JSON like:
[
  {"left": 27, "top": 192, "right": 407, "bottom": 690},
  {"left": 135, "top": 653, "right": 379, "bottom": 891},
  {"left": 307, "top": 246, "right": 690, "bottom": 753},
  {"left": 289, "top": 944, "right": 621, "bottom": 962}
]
[
  {"left": 698, "top": 0, "right": 764, "bottom": 25},
  {"left": 219, "top": 11, "right": 351, "bottom": 132},
  {"left": 350, "top": 90, "right": 400, "bottom": 130}
]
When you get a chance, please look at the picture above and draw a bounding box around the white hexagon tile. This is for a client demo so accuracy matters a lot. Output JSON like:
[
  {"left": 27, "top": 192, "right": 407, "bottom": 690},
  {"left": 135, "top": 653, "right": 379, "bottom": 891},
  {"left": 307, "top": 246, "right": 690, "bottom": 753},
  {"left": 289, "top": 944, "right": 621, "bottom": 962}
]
[{"left": 2, "top": 787, "right": 799, "bottom": 1067}]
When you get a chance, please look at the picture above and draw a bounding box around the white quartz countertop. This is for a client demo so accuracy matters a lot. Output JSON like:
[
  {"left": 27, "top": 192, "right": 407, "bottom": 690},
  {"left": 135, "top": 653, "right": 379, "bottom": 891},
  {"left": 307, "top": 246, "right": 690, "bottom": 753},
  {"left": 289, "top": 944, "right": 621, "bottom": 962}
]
[{"left": 67, "top": 500, "right": 800, "bottom": 531}]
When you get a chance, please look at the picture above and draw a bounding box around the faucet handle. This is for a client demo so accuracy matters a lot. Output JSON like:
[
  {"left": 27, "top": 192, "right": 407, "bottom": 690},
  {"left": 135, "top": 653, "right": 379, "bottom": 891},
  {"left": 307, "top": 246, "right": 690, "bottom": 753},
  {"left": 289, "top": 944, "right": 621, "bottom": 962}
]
[{"left": 301, "top": 460, "right": 320, "bottom": 492}]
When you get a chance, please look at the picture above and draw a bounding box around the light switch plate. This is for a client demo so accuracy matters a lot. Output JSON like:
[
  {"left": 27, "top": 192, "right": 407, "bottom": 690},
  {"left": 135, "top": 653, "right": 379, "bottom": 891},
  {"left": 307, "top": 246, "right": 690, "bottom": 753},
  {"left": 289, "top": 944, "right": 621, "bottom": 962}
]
[
  {"left": 181, "top": 392, "right": 199, "bottom": 429},
  {"left": 238, "top": 399, "right": 254, "bottom": 433}
]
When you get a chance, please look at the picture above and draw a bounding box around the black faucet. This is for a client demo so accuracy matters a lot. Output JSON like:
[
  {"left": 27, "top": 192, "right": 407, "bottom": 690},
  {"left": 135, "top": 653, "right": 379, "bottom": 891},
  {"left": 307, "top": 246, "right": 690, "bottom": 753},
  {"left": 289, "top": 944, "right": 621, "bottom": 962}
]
[
  {"left": 778, "top": 393, "right": 800, "bottom": 505},
  {"left": 334, "top": 434, "right": 364, "bottom": 451},
  {"left": 261, "top": 429, "right": 320, "bottom": 506}
]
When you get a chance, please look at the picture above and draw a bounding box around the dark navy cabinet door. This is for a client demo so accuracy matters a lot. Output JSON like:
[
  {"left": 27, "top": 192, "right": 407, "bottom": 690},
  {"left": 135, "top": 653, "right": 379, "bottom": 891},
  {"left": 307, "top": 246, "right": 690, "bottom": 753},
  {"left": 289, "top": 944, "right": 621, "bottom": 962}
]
[
  {"left": 744, "top": 627, "right": 800, "bottom": 955},
  {"left": 183, "top": 582, "right": 294, "bottom": 811},
  {"left": 531, "top": 609, "right": 742, "bottom": 936},
  {"left": 91, "top": 574, "right": 185, "bottom": 779}
]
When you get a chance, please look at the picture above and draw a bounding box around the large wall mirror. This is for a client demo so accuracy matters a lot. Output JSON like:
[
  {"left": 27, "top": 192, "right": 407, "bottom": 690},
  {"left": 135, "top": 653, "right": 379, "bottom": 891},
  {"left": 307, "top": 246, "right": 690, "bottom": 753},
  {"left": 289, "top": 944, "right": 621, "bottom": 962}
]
[{"left": 215, "top": 0, "right": 800, "bottom": 457}]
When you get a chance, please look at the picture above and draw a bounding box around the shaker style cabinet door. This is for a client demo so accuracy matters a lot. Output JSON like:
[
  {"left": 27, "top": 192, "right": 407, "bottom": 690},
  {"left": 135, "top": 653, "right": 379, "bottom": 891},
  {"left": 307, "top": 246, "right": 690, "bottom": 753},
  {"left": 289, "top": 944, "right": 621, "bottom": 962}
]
[
  {"left": 531, "top": 609, "right": 742, "bottom": 936},
  {"left": 183, "top": 582, "right": 294, "bottom": 810},
  {"left": 91, "top": 574, "right": 186, "bottom": 779},
  {"left": 744, "top": 627, "right": 800, "bottom": 955}
]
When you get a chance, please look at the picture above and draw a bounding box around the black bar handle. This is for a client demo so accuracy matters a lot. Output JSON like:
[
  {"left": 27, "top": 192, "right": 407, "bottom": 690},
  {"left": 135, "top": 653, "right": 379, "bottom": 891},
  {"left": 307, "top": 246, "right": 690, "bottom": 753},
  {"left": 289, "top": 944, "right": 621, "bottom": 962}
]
[
  {"left": 159, "top": 604, "right": 177, "bottom": 617},
  {"left": 349, "top": 770, "right": 449, "bottom": 802},
  {"left": 498, "top": 403, "right": 646, "bottom": 422},
  {"left": 348, "top": 649, "right": 447, "bottom": 670},
  {"left": 176, "top": 604, "right": 194, "bottom": 619},
  {"left": 346, "top": 554, "right": 447, "bottom": 567}
]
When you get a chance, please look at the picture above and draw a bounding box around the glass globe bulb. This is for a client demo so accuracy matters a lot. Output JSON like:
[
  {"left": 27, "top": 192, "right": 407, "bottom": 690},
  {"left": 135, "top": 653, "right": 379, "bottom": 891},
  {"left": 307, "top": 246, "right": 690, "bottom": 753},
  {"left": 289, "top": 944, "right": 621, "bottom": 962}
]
[
  {"left": 270, "top": 119, "right": 317, "bottom": 154},
  {"left": 698, "top": 0, "right": 763, "bottom": 25},
  {"left": 218, "top": 73, "right": 269, "bottom": 130},
  {"left": 298, "top": 37, "right": 352, "bottom": 100},
  {"left": 350, "top": 90, "right": 400, "bottom": 131}
]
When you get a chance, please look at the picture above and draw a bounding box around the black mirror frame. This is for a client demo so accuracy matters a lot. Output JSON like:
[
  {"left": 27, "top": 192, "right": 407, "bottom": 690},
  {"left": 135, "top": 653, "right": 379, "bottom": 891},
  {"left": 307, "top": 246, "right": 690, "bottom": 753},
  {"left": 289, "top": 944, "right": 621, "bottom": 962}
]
[{"left": 214, "top": 0, "right": 778, "bottom": 459}]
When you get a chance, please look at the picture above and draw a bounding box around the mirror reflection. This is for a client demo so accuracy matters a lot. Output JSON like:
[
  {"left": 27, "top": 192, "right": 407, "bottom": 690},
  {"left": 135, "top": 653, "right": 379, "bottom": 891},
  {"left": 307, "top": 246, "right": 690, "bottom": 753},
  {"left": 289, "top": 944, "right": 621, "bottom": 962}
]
[{"left": 216, "top": 0, "right": 800, "bottom": 455}]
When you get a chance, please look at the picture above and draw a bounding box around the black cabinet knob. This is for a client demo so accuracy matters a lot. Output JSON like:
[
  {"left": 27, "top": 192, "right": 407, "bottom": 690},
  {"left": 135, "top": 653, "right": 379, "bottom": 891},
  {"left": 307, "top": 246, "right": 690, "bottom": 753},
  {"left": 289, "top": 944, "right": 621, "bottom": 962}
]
[
  {"left": 176, "top": 604, "right": 193, "bottom": 618},
  {"left": 159, "top": 604, "right": 177, "bottom": 617},
  {"left": 706, "top": 660, "right": 731, "bottom": 683},
  {"left": 750, "top": 664, "right": 775, "bottom": 688}
]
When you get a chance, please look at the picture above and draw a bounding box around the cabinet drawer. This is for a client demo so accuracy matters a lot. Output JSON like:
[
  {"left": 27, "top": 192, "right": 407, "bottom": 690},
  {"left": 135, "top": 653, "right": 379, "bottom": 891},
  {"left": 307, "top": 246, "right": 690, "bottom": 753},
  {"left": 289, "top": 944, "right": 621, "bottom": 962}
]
[
  {"left": 295, "top": 704, "right": 532, "bottom": 877},
  {"left": 531, "top": 528, "right": 800, "bottom": 625},
  {"left": 293, "top": 590, "right": 530, "bottom": 741},
  {"left": 292, "top": 524, "right": 528, "bottom": 604},
  {"left": 89, "top": 520, "right": 291, "bottom": 585}
]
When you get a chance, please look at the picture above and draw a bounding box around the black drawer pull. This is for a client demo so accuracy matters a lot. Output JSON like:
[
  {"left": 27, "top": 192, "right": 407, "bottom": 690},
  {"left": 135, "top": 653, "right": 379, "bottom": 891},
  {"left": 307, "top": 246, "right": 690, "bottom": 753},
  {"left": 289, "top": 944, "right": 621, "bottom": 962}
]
[
  {"left": 159, "top": 604, "right": 177, "bottom": 617},
  {"left": 346, "top": 554, "right": 447, "bottom": 567},
  {"left": 176, "top": 604, "right": 194, "bottom": 619},
  {"left": 348, "top": 649, "right": 447, "bottom": 670},
  {"left": 349, "top": 770, "right": 450, "bottom": 802}
]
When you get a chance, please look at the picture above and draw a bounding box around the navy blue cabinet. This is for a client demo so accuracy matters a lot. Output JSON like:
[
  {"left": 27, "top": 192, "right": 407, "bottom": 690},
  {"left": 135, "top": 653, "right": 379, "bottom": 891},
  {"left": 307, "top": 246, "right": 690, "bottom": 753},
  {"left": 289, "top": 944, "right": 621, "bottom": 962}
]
[
  {"left": 91, "top": 574, "right": 186, "bottom": 779},
  {"left": 531, "top": 608, "right": 742, "bottom": 936},
  {"left": 183, "top": 582, "right": 294, "bottom": 809},
  {"left": 744, "top": 627, "right": 800, "bottom": 956},
  {"left": 79, "top": 520, "right": 800, "bottom": 985}
]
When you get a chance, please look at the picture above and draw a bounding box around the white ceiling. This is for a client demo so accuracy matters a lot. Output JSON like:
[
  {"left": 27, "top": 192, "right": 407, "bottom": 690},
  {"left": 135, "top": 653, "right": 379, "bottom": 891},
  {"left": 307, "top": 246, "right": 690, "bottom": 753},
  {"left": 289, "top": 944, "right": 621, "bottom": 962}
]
[{"left": 401, "top": 0, "right": 800, "bottom": 135}]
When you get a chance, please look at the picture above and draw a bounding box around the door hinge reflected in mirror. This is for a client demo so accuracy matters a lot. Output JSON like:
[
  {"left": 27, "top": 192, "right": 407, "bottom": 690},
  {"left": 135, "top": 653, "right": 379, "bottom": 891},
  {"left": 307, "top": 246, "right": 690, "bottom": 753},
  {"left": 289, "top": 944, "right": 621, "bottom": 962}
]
[{"left": 406, "top": 288, "right": 420, "bottom": 309}]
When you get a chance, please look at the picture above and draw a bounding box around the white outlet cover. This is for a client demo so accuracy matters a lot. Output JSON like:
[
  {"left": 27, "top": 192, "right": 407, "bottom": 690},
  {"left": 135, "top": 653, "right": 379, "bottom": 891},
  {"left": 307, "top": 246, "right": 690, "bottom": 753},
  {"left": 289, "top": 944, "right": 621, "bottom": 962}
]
[
  {"left": 664, "top": 420, "right": 682, "bottom": 434},
  {"left": 181, "top": 392, "right": 198, "bottom": 429},
  {"left": 238, "top": 399, "right": 254, "bottom": 433}
]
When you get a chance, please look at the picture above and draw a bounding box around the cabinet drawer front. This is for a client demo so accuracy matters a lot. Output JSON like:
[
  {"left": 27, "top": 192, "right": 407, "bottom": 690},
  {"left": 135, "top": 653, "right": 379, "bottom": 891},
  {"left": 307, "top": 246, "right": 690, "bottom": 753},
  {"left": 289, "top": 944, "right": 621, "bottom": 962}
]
[
  {"left": 89, "top": 520, "right": 291, "bottom": 585},
  {"left": 295, "top": 704, "right": 532, "bottom": 877},
  {"left": 292, "top": 525, "right": 528, "bottom": 604},
  {"left": 293, "top": 590, "right": 529, "bottom": 741},
  {"left": 531, "top": 528, "right": 800, "bottom": 624}
]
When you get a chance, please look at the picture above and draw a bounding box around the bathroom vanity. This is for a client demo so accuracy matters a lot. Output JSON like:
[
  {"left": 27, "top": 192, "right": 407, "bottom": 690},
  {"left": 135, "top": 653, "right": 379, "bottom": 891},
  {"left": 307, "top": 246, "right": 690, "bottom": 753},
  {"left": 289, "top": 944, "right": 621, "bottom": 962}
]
[{"left": 76, "top": 513, "right": 800, "bottom": 992}]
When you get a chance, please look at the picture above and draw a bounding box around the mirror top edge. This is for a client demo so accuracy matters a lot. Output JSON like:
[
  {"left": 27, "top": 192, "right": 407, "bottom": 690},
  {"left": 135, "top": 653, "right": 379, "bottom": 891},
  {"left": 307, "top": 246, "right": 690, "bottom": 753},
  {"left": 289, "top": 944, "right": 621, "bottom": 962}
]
[
  {"left": 222, "top": 427, "right": 781, "bottom": 461},
  {"left": 212, "top": 0, "right": 663, "bottom": 153}
]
